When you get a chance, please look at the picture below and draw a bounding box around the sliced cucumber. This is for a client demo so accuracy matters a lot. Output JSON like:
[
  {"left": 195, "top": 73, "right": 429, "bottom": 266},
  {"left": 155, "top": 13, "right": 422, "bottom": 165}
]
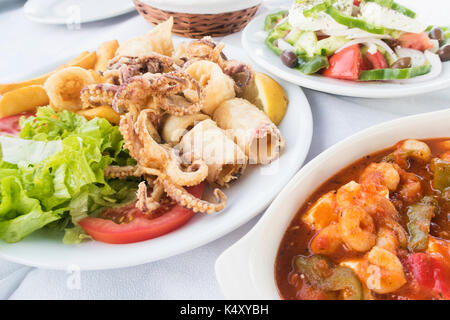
[
  {"left": 316, "top": 36, "right": 350, "bottom": 56},
  {"left": 295, "top": 31, "right": 318, "bottom": 57}
]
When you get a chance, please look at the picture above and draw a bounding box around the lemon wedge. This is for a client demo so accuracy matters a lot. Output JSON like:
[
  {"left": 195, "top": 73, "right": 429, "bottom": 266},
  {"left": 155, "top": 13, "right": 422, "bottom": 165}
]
[{"left": 241, "top": 72, "right": 288, "bottom": 125}]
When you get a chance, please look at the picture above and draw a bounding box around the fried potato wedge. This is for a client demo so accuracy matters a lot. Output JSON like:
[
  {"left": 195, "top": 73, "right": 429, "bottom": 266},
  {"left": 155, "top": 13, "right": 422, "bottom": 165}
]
[
  {"left": 0, "top": 51, "right": 97, "bottom": 95},
  {"left": 77, "top": 106, "right": 120, "bottom": 124},
  {"left": 95, "top": 40, "right": 119, "bottom": 72},
  {"left": 0, "top": 85, "right": 49, "bottom": 117}
]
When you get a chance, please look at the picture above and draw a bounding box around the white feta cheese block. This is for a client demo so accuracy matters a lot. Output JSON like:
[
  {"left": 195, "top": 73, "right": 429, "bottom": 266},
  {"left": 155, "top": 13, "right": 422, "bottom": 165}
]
[{"left": 360, "top": 2, "right": 427, "bottom": 34}]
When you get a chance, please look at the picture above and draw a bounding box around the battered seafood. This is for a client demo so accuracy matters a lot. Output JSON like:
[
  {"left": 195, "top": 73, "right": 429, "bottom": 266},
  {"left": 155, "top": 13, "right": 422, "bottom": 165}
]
[{"left": 0, "top": 18, "right": 287, "bottom": 244}]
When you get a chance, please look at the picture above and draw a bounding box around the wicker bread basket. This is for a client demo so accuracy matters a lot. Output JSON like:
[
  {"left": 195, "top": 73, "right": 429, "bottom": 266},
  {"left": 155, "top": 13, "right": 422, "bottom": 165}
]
[{"left": 133, "top": 0, "right": 261, "bottom": 38}]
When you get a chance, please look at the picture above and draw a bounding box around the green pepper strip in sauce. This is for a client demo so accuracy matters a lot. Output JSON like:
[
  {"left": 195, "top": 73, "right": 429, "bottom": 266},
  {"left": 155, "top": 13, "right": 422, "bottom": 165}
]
[
  {"left": 264, "top": 10, "right": 288, "bottom": 31},
  {"left": 294, "top": 255, "right": 363, "bottom": 300},
  {"left": 432, "top": 158, "right": 450, "bottom": 192},
  {"left": 407, "top": 196, "right": 438, "bottom": 252},
  {"left": 358, "top": 65, "right": 431, "bottom": 81},
  {"left": 325, "top": 6, "right": 385, "bottom": 35}
]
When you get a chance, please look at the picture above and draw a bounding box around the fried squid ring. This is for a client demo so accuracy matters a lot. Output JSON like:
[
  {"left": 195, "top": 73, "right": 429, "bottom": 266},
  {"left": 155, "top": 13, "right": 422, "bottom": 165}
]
[
  {"left": 213, "top": 98, "right": 285, "bottom": 165},
  {"left": 179, "top": 119, "right": 247, "bottom": 186},
  {"left": 184, "top": 60, "right": 235, "bottom": 115}
]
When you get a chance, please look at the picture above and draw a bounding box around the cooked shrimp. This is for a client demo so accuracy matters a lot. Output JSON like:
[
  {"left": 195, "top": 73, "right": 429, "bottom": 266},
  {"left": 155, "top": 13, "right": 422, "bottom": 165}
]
[
  {"left": 375, "top": 227, "right": 399, "bottom": 254},
  {"left": 336, "top": 181, "right": 399, "bottom": 221},
  {"left": 310, "top": 223, "right": 342, "bottom": 255},
  {"left": 338, "top": 206, "right": 376, "bottom": 252},
  {"left": 366, "top": 246, "right": 406, "bottom": 294},
  {"left": 302, "top": 191, "right": 338, "bottom": 230},
  {"left": 336, "top": 181, "right": 362, "bottom": 209},
  {"left": 360, "top": 162, "right": 400, "bottom": 192},
  {"left": 394, "top": 139, "right": 431, "bottom": 168},
  {"left": 397, "top": 169, "right": 422, "bottom": 203}
]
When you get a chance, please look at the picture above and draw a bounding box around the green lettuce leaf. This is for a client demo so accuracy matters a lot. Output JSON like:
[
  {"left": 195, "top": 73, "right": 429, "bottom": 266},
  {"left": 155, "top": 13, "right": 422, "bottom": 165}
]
[{"left": 0, "top": 106, "right": 138, "bottom": 243}]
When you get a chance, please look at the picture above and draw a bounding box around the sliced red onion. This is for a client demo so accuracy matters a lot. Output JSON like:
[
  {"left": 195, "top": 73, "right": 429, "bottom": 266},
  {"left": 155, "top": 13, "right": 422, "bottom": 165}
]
[
  {"left": 336, "top": 37, "right": 397, "bottom": 61},
  {"left": 392, "top": 51, "right": 442, "bottom": 84}
]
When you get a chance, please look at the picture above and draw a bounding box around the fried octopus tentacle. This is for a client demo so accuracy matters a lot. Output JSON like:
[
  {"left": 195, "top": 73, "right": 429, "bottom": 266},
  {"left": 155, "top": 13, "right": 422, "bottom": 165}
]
[
  {"left": 112, "top": 76, "right": 158, "bottom": 114},
  {"left": 80, "top": 84, "right": 119, "bottom": 109},
  {"left": 160, "top": 178, "right": 226, "bottom": 214},
  {"left": 156, "top": 71, "right": 203, "bottom": 116},
  {"left": 165, "top": 151, "right": 209, "bottom": 187},
  {"left": 220, "top": 60, "right": 254, "bottom": 94},
  {"left": 105, "top": 165, "right": 144, "bottom": 179},
  {"left": 136, "top": 180, "right": 163, "bottom": 213}
]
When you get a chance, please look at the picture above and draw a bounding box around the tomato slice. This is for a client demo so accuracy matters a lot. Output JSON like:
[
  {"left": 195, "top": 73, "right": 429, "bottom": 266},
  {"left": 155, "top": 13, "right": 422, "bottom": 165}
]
[
  {"left": 365, "top": 50, "right": 388, "bottom": 69},
  {"left": 322, "top": 44, "right": 362, "bottom": 81},
  {"left": 79, "top": 182, "right": 205, "bottom": 244},
  {"left": 353, "top": 0, "right": 361, "bottom": 6},
  {"left": 398, "top": 32, "right": 433, "bottom": 51},
  {"left": 0, "top": 112, "right": 34, "bottom": 136},
  {"left": 407, "top": 253, "right": 450, "bottom": 299}
]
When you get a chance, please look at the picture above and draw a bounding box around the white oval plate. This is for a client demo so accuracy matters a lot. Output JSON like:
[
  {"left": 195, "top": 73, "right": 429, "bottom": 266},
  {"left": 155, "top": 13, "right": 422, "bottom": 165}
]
[
  {"left": 24, "top": 0, "right": 136, "bottom": 25},
  {"left": 0, "top": 44, "right": 313, "bottom": 270},
  {"left": 242, "top": 13, "right": 450, "bottom": 98},
  {"left": 215, "top": 108, "right": 450, "bottom": 299}
]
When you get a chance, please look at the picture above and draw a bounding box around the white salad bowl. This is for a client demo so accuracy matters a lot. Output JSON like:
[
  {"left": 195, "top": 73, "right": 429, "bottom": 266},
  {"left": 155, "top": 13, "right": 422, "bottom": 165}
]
[
  {"left": 0, "top": 44, "right": 313, "bottom": 270},
  {"left": 215, "top": 108, "right": 450, "bottom": 299}
]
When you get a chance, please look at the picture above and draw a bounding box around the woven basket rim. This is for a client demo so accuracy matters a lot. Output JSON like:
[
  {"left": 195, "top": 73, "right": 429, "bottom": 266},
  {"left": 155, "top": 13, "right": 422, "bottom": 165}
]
[{"left": 135, "top": 0, "right": 262, "bottom": 14}]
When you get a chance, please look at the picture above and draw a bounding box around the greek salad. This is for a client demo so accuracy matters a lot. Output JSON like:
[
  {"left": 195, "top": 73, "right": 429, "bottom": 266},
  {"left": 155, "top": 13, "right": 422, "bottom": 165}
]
[{"left": 264, "top": 0, "right": 450, "bottom": 82}]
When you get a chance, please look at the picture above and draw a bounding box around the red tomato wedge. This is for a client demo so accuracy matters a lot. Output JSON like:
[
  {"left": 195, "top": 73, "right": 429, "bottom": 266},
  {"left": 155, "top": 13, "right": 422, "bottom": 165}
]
[
  {"left": 322, "top": 44, "right": 362, "bottom": 81},
  {"left": 365, "top": 50, "right": 388, "bottom": 69},
  {"left": 407, "top": 253, "right": 450, "bottom": 299},
  {"left": 398, "top": 32, "right": 433, "bottom": 51},
  {"left": 0, "top": 112, "right": 34, "bottom": 136},
  {"left": 353, "top": 0, "right": 361, "bottom": 6},
  {"left": 79, "top": 182, "right": 205, "bottom": 244}
]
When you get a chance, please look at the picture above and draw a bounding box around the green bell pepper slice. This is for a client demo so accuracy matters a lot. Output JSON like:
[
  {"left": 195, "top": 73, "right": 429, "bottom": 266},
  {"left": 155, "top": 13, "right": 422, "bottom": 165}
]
[
  {"left": 294, "top": 255, "right": 363, "bottom": 300},
  {"left": 264, "top": 10, "right": 288, "bottom": 31},
  {"left": 303, "top": 0, "right": 334, "bottom": 18},
  {"left": 296, "top": 54, "right": 329, "bottom": 74},
  {"left": 265, "top": 28, "right": 289, "bottom": 55},
  {"left": 325, "top": 6, "right": 385, "bottom": 35},
  {"left": 431, "top": 158, "right": 450, "bottom": 191},
  {"left": 358, "top": 65, "right": 431, "bottom": 81},
  {"left": 407, "top": 196, "right": 438, "bottom": 252}
]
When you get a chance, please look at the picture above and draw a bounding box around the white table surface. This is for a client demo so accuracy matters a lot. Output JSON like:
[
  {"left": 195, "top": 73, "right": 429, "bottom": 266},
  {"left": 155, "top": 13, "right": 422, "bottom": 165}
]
[{"left": 0, "top": 0, "right": 449, "bottom": 299}]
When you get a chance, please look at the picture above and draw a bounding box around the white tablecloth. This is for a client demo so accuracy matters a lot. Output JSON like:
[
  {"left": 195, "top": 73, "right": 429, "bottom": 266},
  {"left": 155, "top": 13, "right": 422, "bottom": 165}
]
[{"left": 0, "top": 0, "right": 448, "bottom": 299}]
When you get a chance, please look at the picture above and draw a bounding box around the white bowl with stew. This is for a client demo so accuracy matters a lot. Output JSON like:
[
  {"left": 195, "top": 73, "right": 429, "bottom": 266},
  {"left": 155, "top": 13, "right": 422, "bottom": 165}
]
[{"left": 215, "top": 108, "right": 450, "bottom": 299}]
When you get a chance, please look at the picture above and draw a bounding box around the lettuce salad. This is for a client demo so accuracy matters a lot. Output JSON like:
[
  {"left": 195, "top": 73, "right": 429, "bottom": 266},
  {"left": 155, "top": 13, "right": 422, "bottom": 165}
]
[
  {"left": 0, "top": 107, "right": 138, "bottom": 244},
  {"left": 265, "top": 0, "right": 450, "bottom": 82}
]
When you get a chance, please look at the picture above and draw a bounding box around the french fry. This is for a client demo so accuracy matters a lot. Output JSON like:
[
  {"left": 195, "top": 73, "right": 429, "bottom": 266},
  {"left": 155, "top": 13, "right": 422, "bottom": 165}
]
[
  {"left": 77, "top": 106, "right": 120, "bottom": 124},
  {"left": 0, "top": 51, "right": 97, "bottom": 95},
  {"left": 95, "top": 40, "right": 119, "bottom": 72},
  {"left": 0, "top": 85, "right": 49, "bottom": 117}
]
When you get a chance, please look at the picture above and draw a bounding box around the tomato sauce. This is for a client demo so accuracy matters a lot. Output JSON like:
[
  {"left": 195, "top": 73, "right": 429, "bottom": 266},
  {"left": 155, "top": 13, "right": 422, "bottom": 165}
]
[{"left": 275, "top": 138, "right": 450, "bottom": 300}]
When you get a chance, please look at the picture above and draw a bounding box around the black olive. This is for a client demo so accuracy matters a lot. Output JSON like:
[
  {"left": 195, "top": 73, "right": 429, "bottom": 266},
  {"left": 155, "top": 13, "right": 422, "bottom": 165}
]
[
  {"left": 391, "top": 57, "right": 412, "bottom": 69},
  {"left": 281, "top": 50, "right": 298, "bottom": 68},
  {"left": 438, "top": 44, "right": 450, "bottom": 62},
  {"left": 429, "top": 27, "right": 444, "bottom": 41}
]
